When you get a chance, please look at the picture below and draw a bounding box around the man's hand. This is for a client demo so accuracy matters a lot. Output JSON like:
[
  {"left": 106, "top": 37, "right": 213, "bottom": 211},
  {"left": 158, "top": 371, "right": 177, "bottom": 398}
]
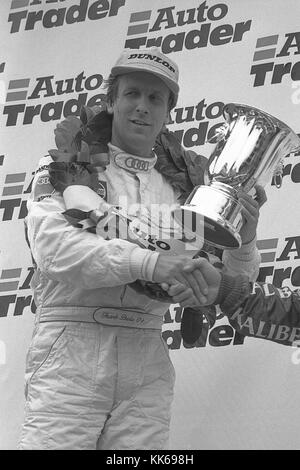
[
  {"left": 161, "top": 258, "right": 222, "bottom": 307},
  {"left": 153, "top": 255, "right": 210, "bottom": 305},
  {"left": 238, "top": 185, "right": 267, "bottom": 245}
]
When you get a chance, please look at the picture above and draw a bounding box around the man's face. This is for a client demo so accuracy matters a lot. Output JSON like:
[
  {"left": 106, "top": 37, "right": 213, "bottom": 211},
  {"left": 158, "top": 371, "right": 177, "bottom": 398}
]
[{"left": 108, "top": 72, "right": 170, "bottom": 157}]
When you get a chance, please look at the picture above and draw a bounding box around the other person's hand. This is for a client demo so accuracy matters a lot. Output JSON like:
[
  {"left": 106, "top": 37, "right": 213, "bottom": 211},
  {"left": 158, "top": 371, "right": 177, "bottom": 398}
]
[
  {"left": 238, "top": 185, "right": 267, "bottom": 245},
  {"left": 153, "top": 255, "right": 209, "bottom": 304},
  {"left": 161, "top": 257, "right": 222, "bottom": 307}
]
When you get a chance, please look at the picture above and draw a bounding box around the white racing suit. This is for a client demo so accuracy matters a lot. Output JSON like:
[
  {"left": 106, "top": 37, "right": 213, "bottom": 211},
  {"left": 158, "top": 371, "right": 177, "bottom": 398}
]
[{"left": 20, "top": 145, "right": 260, "bottom": 450}]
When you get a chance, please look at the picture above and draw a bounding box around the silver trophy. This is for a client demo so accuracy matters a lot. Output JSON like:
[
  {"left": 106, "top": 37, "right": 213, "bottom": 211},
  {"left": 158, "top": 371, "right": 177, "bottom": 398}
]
[{"left": 173, "top": 103, "right": 300, "bottom": 249}]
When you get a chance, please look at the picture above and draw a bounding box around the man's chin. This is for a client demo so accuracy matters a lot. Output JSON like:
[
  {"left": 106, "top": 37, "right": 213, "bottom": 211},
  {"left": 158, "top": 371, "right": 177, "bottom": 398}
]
[
  {"left": 125, "top": 132, "right": 154, "bottom": 149},
  {"left": 122, "top": 137, "right": 154, "bottom": 157}
]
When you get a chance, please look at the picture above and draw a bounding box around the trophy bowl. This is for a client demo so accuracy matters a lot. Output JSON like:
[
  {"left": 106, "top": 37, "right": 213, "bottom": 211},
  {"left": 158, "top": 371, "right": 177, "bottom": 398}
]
[{"left": 173, "top": 103, "right": 300, "bottom": 249}]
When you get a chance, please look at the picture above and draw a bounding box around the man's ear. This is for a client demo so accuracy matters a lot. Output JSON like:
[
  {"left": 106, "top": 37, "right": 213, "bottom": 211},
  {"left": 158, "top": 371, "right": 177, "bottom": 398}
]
[
  {"left": 164, "top": 111, "right": 172, "bottom": 125},
  {"left": 106, "top": 103, "right": 114, "bottom": 115}
]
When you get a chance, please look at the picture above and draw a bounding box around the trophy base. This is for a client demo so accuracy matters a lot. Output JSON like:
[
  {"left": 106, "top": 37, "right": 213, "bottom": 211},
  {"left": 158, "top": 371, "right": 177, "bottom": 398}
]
[{"left": 173, "top": 183, "right": 242, "bottom": 250}]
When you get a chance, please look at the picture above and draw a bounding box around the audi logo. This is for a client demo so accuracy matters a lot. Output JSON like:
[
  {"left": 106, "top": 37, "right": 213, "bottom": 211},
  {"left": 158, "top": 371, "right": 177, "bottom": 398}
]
[{"left": 125, "top": 157, "right": 149, "bottom": 171}]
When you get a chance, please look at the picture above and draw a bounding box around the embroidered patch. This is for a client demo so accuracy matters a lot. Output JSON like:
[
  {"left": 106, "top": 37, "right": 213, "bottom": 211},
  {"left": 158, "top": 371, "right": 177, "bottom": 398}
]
[
  {"left": 33, "top": 172, "right": 54, "bottom": 202},
  {"left": 96, "top": 181, "right": 107, "bottom": 200},
  {"left": 114, "top": 153, "right": 156, "bottom": 173},
  {"left": 125, "top": 157, "right": 149, "bottom": 172}
]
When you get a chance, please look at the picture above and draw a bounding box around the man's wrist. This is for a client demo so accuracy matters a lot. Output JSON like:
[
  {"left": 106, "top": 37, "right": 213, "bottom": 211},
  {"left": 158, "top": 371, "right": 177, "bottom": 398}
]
[
  {"left": 239, "top": 235, "right": 257, "bottom": 254},
  {"left": 214, "top": 273, "right": 250, "bottom": 307},
  {"left": 130, "top": 247, "right": 159, "bottom": 282},
  {"left": 141, "top": 251, "right": 160, "bottom": 282},
  {"left": 241, "top": 234, "right": 256, "bottom": 246},
  {"left": 227, "top": 235, "right": 257, "bottom": 261}
]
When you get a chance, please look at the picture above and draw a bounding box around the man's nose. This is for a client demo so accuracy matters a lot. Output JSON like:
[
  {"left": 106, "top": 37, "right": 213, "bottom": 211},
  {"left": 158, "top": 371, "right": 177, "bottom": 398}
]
[{"left": 135, "top": 96, "right": 149, "bottom": 113}]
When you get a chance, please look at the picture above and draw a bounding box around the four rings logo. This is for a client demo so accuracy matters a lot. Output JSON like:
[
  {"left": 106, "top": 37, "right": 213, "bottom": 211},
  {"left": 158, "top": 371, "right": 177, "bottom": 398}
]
[
  {"left": 125, "top": 1, "right": 252, "bottom": 53},
  {"left": 37, "top": 175, "right": 50, "bottom": 185},
  {"left": 8, "top": 0, "right": 126, "bottom": 34},
  {"left": 125, "top": 157, "right": 149, "bottom": 172}
]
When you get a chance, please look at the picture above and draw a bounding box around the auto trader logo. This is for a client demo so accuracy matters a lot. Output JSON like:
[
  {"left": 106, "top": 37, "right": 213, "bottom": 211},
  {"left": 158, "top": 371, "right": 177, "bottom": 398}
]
[
  {"left": 2, "top": 70, "right": 105, "bottom": 126},
  {"left": 250, "top": 31, "right": 300, "bottom": 86},
  {"left": 8, "top": 0, "right": 126, "bottom": 34},
  {"left": 125, "top": 1, "right": 252, "bottom": 53},
  {"left": 0, "top": 171, "right": 30, "bottom": 221},
  {"left": 0, "top": 62, "right": 5, "bottom": 104},
  {"left": 6, "top": 78, "right": 30, "bottom": 102},
  {"left": 257, "top": 236, "right": 300, "bottom": 288},
  {"left": 0, "top": 267, "right": 36, "bottom": 317}
]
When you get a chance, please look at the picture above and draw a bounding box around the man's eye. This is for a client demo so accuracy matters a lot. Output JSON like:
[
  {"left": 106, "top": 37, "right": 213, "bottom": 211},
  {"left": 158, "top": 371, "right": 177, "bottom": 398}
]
[{"left": 151, "top": 95, "right": 162, "bottom": 102}]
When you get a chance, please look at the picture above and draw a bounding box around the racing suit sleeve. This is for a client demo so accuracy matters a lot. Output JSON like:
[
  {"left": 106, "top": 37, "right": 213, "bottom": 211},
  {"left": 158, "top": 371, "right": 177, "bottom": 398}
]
[
  {"left": 222, "top": 237, "right": 261, "bottom": 281},
  {"left": 215, "top": 273, "right": 300, "bottom": 346},
  {"left": 25, "top": 156, "right": 159, "bottom": 289}
]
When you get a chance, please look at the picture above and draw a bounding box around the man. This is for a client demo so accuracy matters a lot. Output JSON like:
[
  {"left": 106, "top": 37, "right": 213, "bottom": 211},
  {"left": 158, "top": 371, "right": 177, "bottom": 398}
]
[
  {"left": 20, "top": 48, "right": 262, "bottom": 450},
  {"left": 165, "top": 258, "right": 300, "bottom": 347}
]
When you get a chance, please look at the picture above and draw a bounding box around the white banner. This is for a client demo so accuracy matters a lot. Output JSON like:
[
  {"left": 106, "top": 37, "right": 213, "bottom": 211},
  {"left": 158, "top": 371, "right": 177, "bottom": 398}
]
[{"left": 0, "top": 0, "right": 299, "bottom": 449}]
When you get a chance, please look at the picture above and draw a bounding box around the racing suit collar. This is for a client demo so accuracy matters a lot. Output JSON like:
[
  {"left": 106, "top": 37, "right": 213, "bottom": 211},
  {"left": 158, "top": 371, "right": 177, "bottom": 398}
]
[{"left": 108, "top": 143, "right": 157, "bottom": 174}]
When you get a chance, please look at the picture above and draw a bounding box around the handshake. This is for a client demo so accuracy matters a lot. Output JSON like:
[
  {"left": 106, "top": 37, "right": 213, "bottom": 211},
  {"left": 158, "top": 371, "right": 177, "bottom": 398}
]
[{"left": 153, "top": 255, "right": 222, "bottom": 308}]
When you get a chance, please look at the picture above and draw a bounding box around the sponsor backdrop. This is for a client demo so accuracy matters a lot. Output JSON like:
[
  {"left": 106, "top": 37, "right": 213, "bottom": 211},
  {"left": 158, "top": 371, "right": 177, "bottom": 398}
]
[{"left": 0, "top": 0, "right": 299, "bottom": 450}]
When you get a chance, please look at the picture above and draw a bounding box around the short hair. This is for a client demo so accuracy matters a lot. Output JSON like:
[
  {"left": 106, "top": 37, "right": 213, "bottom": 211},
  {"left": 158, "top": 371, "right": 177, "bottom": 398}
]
[{"left": 103, "top": 73, "right": 177, "bottom": 112}]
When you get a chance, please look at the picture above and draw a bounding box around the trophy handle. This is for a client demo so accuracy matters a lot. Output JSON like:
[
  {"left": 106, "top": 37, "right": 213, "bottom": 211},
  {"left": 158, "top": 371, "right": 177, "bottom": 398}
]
[{"left": 272, "top": 157, "right": 284, "bottom": 189}]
